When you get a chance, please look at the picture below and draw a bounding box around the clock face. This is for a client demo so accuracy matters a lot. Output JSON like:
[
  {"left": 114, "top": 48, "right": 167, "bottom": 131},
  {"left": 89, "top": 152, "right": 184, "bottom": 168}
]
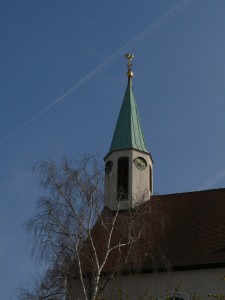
[
  {"left": 134, "top": 157, "right": 147, "bottom": 171},
  {"left": 105, "top": 160, "right": 113, "bottom": 175}
]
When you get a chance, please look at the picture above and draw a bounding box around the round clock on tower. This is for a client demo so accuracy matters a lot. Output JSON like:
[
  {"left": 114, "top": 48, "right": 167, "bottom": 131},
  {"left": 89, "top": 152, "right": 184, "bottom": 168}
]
[{"left": 104, "top": 54, "right": 153, "bottom": 211}]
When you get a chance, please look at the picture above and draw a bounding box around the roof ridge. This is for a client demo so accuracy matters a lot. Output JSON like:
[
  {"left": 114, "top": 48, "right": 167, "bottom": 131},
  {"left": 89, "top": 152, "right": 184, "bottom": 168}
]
[{"left": 152, "top": 187, "right": 225, "bottom": 198}]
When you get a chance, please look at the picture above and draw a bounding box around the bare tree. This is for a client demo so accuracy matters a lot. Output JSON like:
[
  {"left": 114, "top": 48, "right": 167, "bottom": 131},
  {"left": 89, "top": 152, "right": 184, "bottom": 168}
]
[
  {"left": 19, "top": 156, "right": 145, "bottom": 300},
  {"left": 18, "top": 265, "right": 66, "bottom": 300}
]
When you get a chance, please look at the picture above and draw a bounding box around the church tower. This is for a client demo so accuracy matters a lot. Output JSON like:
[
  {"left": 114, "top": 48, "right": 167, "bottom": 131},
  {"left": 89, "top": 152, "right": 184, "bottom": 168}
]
[{"left": 104, "top": 54, "right": 153, "bottom": 210}]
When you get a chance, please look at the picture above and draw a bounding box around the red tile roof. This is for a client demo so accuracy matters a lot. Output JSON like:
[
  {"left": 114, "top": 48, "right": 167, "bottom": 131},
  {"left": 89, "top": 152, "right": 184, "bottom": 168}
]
[{"left": 92, "top": 188, "right": 225, "bottom": 274}]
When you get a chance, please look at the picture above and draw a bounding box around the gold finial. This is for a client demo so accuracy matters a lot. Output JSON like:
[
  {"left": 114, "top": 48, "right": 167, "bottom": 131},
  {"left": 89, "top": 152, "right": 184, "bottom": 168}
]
[{"left": 124, "top": 53, "right": 134, "bottom": 78}]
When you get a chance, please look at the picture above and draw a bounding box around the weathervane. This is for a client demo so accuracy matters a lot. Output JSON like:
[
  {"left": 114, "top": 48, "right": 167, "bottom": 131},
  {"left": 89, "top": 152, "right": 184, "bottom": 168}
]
[{"left": 125, "top": 53, "right": 134, "bottom": 78}]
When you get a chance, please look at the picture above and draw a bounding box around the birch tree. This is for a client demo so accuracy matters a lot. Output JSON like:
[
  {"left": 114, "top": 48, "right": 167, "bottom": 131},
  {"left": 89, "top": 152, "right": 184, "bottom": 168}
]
[{"left": 19, "top": 156, "right": 145, "bottom": 300}]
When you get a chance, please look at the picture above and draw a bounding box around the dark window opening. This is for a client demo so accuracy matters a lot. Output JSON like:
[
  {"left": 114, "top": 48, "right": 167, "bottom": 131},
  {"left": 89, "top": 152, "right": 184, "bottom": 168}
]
[
  {"left": 160, "top": 292, "right": 188, "bottom": 300},
  {"left": 117, "top": 157, "right": 129, "bottom": 200},
  {"left": 149, "top": 165, "right": 153, "bottom": 194},
  {"left": 168, "top": 297, "right": 185, "bottom": 300},
  {"left": 105, "top": 160, "right": 113, "bottom": 175}
]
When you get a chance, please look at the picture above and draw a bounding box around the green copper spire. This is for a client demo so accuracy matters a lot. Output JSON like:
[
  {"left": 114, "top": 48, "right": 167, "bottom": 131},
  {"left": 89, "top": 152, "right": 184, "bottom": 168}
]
[{"left": 108, "top": 54, "right": 148, "bottom": 154}]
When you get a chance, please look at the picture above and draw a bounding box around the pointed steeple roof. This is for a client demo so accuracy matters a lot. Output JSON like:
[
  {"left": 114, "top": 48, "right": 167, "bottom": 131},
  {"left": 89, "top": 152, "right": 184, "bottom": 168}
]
[{"left": 108, "top": 76, "right": 149, "bottom": 154}]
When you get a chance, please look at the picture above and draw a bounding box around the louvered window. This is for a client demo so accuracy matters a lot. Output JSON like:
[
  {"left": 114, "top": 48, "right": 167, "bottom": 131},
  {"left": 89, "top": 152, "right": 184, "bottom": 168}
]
[
  {"left": 149, "top": 165, "right": 153, "bottom": 194},
  {"left": 117, "top": 157, "right": 129, "bottom": 200}
]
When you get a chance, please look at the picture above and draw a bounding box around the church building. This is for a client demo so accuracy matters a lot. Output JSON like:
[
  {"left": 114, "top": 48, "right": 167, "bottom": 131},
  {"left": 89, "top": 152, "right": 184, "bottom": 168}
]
[{"left": 71, "top": 55, "right": 225, "bottom": 300}]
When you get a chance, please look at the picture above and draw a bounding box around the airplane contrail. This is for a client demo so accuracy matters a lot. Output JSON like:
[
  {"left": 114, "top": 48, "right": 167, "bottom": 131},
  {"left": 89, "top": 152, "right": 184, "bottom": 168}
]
[
  {"left": 198, "top": 168, "right": 225, "bottom": 191},
  {"left": 0, "top": 0, "right": 197, "bottom": 147}
]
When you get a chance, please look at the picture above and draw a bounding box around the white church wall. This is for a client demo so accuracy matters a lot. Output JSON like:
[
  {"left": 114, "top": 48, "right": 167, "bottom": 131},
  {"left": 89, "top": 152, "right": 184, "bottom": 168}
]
[
  {"left": 69, "top": 268, "right": 225, "bottom": 299},
  {"left": 101, "top": 268, "right": 225, "bottom": 300}
]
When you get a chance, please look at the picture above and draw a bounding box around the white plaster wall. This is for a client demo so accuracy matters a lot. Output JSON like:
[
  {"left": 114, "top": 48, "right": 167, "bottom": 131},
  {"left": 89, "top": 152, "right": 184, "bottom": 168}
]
[
  {"left": 104, "top": 149, "right": 153, "bottom": 211},
  {"left": 131, "top": 149, "right": 153, "bottom": 206},
  {"left": 102, "top": 268, "right": 225, "bottom": 300},
  {"left": 67, "top": 277, "right": 84, "bottom": 300}
]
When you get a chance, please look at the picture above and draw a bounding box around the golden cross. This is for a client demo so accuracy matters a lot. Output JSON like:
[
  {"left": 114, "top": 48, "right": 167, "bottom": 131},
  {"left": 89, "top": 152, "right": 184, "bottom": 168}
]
[{"left": 124, "top": 53, "right": 134, "bottom": 78}]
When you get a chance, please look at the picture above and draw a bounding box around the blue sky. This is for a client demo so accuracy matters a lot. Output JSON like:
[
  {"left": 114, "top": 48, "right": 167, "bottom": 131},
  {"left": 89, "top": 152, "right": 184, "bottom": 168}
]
[{"left": 1, "top": 0, "right": 225, "bottom": 298}]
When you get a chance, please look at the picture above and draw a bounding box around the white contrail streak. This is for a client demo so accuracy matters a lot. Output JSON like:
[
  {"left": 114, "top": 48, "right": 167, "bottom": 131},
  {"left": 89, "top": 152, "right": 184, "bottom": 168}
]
[
  {"left": 0, "top": 0, "right": 196, "bottom": 147},
  {"left": 198, "top": 168, "right": 225, "bottom": 191}
]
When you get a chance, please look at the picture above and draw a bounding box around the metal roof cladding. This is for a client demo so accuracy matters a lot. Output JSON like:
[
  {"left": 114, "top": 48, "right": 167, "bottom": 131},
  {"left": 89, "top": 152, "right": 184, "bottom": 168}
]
[{"left": 108, "top": 76, "right": 149, "bottom": 155}]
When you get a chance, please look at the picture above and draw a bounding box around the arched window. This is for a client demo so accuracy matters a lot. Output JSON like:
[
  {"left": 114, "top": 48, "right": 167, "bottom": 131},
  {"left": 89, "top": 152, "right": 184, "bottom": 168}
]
[
  {"left": 117, "top": 157, "right": 129, "bottom": 200},
  {"left": 158, "top": 291, "right": 189, "bottom": 300},
  {"left": 149, "top": 165, "right": 153, "bottom": 194}
]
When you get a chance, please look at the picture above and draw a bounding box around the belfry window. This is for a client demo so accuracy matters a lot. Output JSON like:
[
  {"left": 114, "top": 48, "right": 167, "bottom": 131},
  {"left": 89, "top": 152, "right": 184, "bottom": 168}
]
[
  {"left": 117, "top": 157, "right": 129, "bottom": 200},
  {"left": 149, "top": 165, "right": 153, "bottom": 194}
]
